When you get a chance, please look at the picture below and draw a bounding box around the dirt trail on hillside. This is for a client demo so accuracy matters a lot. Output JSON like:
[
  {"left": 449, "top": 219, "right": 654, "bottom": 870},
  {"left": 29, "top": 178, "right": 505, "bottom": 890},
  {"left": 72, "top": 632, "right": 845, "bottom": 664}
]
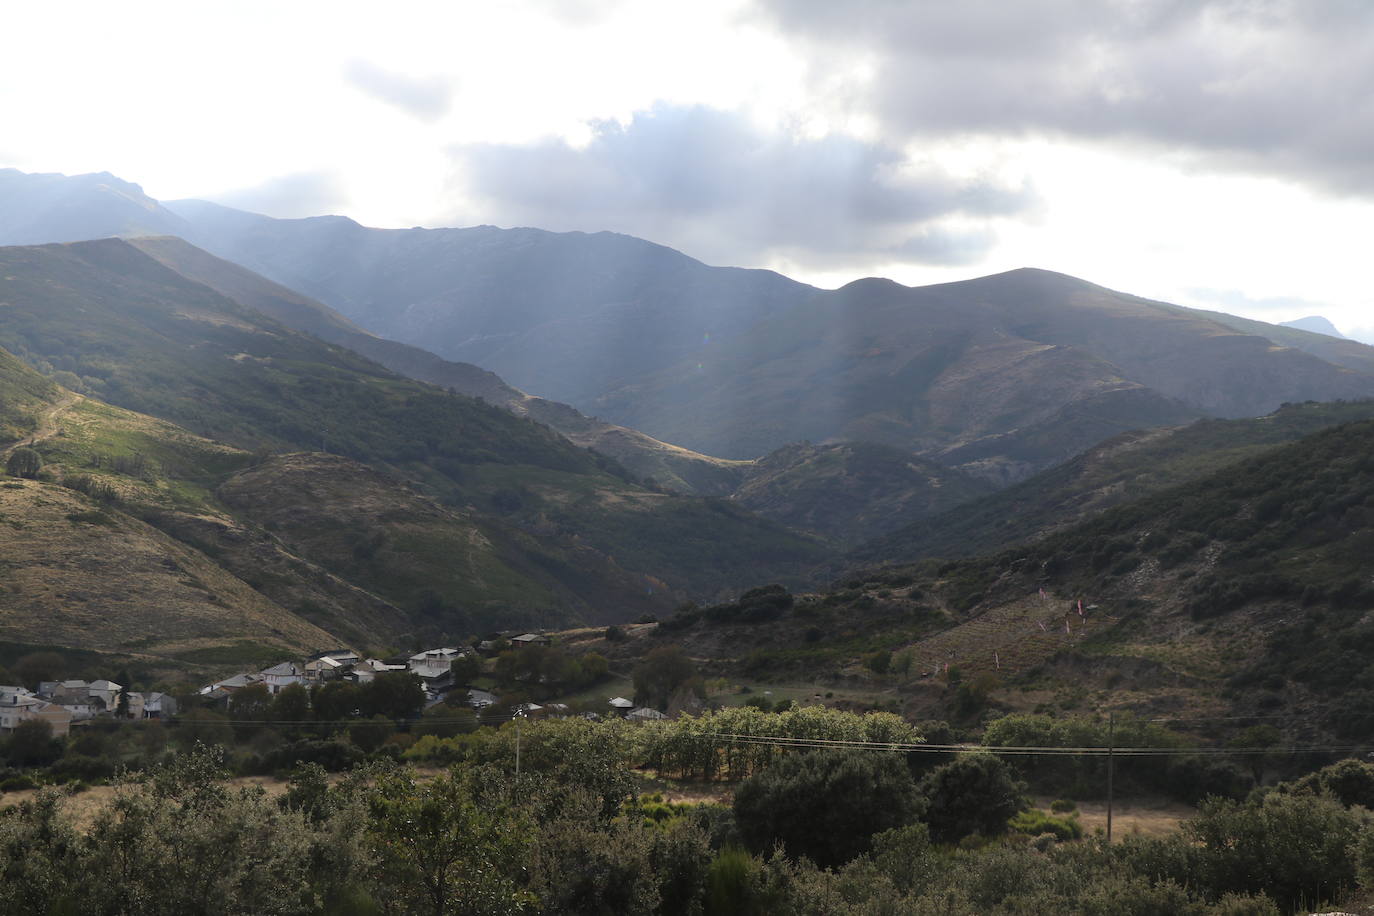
[{"left": 2, "top": 391, "right": 81, "bottom": 460}]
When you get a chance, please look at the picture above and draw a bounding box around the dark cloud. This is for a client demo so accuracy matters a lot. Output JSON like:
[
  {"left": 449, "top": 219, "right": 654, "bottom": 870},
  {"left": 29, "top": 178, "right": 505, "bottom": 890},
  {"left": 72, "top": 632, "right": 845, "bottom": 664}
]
[
  {"left": 208, "top": 171, "right": 348, "bottom": 219},
  {"left": 343, "top": 60, "right": 451, "bottom": 121},
  {"left": 755, "top": 0, "right": 1374, "bottom": 196},
  {"left": 451, "top": 105, "right": 1037, "bottom": 266}
]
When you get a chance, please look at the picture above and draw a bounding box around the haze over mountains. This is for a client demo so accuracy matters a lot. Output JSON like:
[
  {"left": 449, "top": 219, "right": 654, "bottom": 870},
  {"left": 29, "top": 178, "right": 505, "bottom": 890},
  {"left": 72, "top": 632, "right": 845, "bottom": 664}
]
[{"left": 5, "top": 166, "right": 1374, "bottom": 487}]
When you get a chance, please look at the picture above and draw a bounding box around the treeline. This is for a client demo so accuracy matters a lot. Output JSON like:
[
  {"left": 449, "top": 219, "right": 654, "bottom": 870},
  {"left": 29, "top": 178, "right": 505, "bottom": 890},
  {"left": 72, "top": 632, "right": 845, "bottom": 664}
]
[{"left": 8, "top": 717, "right": 1374, "bottom": 914}]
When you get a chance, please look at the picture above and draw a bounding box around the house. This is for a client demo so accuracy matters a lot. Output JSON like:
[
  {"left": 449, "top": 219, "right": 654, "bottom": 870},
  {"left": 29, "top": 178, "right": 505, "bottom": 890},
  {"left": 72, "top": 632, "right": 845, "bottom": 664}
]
[
  {"left": 351, "top": 658, "right": 407, "bottom": 685},
  {"left": 34, "top": 701, "right": 75, "bottom": 737},
  {"left": 259, "top": 663, "right": 305, "bottom": 694},
  {"left": 201, "top": 673, "right": 262, "bottom": 696},
  {"left": 312, "top": 649, "right": 361, "bottom": 666},
  {"left": 60, "top": 702, "right": 96, "bottom": 722},
  {"left": 627, "top": 706, "right": 668, "bottom": 722},
  {"left": 88, "top": 679, "right": 123, "bottom": 710},
  {"left": 304, "top": 656, "right": 344, "bottom": 682},
  {"left": 143, "top": 692, "right": 177, "bottom": 719},
  {"left": 408, "top": 648, "right": 466, "bottom": 679},
  {"left": 467, "top": 688, "right": 497, "bottom": 709},
  {"left": 122, "top": 691, "right": 146, "bottom": 720},
  {"left": 608, "top": 697, "right": 635, "bottom": 716},
  {"left": 511, "top": 633, "right": 550, "bottom": 649},
  {"left": 1, "top": 693, "right": 74, "bottom": 737},
  {"left": 52, "top": 679, "right": 91, "bottom": 704}
]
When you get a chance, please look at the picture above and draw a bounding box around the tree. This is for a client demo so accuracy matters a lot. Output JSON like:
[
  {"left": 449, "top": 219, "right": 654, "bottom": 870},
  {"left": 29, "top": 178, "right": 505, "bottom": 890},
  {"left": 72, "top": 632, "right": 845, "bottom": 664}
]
[
  {"left": 366, "top": 766, "right": 535, "bottom": 916},
  {"left": 6, "top": 718, "right": 60, "bottom": 766},
  {"left": 5, "top": 446, "right": 42, "bottom": 479},
  {"left": 269, "top": 683, "right": 311, "bottom": 725},
  {"left": 919, "top": 753, "right": 1026, "bottom": 844},
  {"left": 14, "top": 651, "right": 64, "bottom": 689},
  {"left": 633, "top": 646, "right": 701, "bottom": 710},
  {"left": 733, "top": 750, "right": 925, "bottom": 868},
  {"left": 360, "top": 672, "right": 425, "bottom": 720}
]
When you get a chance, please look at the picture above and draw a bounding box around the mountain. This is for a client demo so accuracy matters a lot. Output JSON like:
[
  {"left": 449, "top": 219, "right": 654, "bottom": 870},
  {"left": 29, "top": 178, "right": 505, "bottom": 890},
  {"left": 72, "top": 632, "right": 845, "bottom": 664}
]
[
  {"left": 0, "top": 239, "right": 827, "bottom": 620},
  {"left": 593, "top": 270, "right": 1374, "bottom": 478},
  {"left": 851, "top": 398, "right": 1374, "bottom": 568},
  {"left": 0, "top": 168, "right": 191, "bottom": 246},
  {"left": 161, "top": 197, "right": 814, "bottom": 407},
  {"left": 1279, "top": 315, "right": 1349, "bottom": 340},
  {"left": 124, "top": 235, "right": 747, "bottom": 495}
]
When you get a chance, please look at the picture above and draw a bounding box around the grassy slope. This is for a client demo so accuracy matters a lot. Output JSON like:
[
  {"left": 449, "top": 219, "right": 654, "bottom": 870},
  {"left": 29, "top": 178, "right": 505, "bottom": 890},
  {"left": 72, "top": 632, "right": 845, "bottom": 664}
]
[
  {"left": 0, "top": 476, "right": 336, "bottom": 666},
  {"left": 0, "top": 345, "right": 60, "bottom": 445}
]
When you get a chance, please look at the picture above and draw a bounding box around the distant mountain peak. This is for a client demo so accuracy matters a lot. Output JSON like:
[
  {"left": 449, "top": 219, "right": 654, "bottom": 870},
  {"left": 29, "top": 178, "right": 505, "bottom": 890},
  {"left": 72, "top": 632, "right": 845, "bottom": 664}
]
[{"left": 1280, "top": 316, "right": 1348, "bottom": 339}]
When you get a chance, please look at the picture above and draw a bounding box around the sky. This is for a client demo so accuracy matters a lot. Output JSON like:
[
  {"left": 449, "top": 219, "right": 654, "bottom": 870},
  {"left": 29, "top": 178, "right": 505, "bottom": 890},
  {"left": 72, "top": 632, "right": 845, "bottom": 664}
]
[{"left": 2, "top": 0, "right": 1372, "bottom": 341}]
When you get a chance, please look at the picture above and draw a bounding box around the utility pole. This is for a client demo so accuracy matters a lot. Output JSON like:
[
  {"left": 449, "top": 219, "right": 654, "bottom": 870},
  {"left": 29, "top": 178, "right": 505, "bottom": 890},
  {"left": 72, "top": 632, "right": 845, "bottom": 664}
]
[
  {"left": 515, "top": 712, "right": 522, "bottom": 783},
  {"left": 1106, "top": 711, "right": 1115, "bottom": 844}
]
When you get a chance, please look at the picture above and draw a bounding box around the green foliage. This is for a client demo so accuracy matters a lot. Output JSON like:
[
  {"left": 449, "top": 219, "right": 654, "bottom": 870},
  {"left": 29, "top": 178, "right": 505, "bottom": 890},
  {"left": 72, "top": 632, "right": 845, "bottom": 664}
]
[
  {"left": 366, "top": 765, "right": 535, "bottom": 916},
  {"left": 733, "top": 750, "right": 925, "bottom": 868},
  {"left": 918, "top": 753, "right": 1026, "bottom": 844},
  {"left": 1183, "top": 792, "right": 1364, "bottom": 908},
  {"left": 633, "top": 645, "right": 702, "bottom": 710},
  {"left": 1008, "top": 807, "right": 1082, "bottom": 841},
  {"left": 5, "top": 446, "right": 42, "bottom": 478}
]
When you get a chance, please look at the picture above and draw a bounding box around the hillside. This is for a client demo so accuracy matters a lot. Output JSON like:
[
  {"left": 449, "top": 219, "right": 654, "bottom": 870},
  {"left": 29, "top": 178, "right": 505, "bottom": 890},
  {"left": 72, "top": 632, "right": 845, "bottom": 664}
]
[
  {"left": 126, "top": 235, "right": 749, "bottom": 496},
  {"left": 854, "top": 399, "right": 1374, "bottom": 567},
  {"left": 0, "top": 349, "right": 346, "bottom": 670},
  {"left": 600, "top": 413, "right": 1374, "bottom": 746},
  {"left": 595, "top": 270, "right": 1374, "bottom": 477},
  {"left": 0, "top": 239, "right": 827, "bottom": 615},
  {"left": 732, "top": 441, "right": 992, "bottom": 545}
]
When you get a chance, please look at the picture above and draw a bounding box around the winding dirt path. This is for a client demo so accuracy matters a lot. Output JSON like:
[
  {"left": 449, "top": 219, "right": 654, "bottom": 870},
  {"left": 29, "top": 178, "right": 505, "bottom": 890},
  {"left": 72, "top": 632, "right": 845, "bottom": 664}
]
[{"left": 2, "top": 391, "right": 81, "bottom": 460}]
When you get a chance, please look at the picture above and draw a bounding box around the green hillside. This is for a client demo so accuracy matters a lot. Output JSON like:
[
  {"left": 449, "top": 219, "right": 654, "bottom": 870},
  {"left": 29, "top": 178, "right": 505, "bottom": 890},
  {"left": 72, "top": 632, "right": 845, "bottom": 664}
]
[
  {"left": 618, "top": 413, "right": 1374, "bottom": 744},
  {"left": 854, "top": 399, "right": 1374, "bottom": 567},
  {"left": 734, "top": 440, "right": 992, "bottom": 544},
  {"left": 0, "top": 239, "right": 828, "bottom": 617}
]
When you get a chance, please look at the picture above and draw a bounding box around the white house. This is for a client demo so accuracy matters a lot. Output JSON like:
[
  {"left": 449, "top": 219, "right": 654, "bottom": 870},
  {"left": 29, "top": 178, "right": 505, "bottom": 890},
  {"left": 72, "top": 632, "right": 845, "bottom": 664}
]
[
  {"left": 142, "top": 692, "right": 177, "bottom": 719},
  {"left": 408, "top": 648, "right": 465, "bottom": 679},
  {"left": 260, "top": 662, "right": 306, "bottom": 694}
]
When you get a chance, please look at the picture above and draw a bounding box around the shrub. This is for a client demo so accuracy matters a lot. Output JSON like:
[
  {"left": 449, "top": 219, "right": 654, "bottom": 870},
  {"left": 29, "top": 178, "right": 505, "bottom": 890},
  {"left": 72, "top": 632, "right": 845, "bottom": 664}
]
[
  {"left": 733, "top": 750, "right": 924, "bottom": 868},
  {"left": 920, "top": 754, "right": 1027, "bottom": 844}
]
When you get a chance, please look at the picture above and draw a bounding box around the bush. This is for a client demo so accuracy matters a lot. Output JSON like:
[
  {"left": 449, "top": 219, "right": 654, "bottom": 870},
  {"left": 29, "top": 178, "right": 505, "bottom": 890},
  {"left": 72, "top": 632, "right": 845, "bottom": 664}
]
[
  {"left": 919, "top": 754, "right": 1026, "bottom": 844},
  {"left": 733, "top": 750, "right": 924, "bottom": 868},
  {"left": 1008, "top": 808, "right": 1082, "bottom": 841}
]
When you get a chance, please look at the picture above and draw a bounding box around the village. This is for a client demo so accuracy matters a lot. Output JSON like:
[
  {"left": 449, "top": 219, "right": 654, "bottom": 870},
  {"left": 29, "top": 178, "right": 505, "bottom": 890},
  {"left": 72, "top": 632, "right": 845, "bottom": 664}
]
[{"left": 0, "top": 631, "right": 669, "bottom": 740}]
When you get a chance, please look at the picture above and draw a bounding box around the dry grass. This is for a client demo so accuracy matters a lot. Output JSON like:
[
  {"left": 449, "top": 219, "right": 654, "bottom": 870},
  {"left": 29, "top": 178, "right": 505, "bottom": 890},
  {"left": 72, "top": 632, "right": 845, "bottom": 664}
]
[
  {"left": 1035, "top": 795, "right": 1194, "bottom": 839},
  {"left": 0, "top": 775, "right": 294, "bottom": 832}
]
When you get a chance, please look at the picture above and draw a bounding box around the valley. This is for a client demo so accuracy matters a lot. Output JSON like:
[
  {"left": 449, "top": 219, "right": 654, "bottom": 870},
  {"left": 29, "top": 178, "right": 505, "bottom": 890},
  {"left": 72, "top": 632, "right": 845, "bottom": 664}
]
[{"left": 4, "top": 165, "right": 1374, "bottom": 916}]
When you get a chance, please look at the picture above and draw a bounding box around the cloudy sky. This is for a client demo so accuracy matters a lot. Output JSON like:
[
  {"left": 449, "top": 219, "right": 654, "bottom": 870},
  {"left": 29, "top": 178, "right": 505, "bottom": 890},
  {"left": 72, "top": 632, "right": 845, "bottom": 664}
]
[{"left": 3, "top": 0, "right": 1372, "bottom": 340}]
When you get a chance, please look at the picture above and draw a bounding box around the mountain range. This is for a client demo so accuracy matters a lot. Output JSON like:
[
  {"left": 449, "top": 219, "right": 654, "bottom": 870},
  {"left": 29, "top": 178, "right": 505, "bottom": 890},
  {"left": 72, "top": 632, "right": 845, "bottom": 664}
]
[
  {"left": 7, "top": 167, "right": 1373, "bottom": 484},
  {"left": 4, "top": 165, "right": 1374, "bottom": 679}
]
